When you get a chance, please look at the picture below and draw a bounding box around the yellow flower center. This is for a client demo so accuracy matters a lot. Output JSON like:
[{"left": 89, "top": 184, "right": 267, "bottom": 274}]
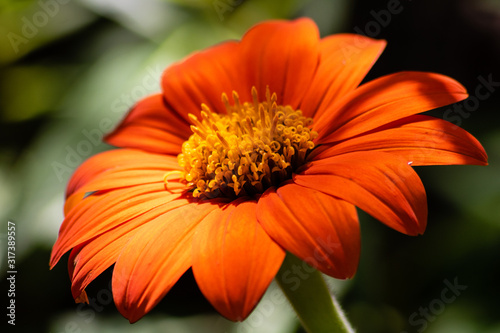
[{"left": 170, "top": 87, "right": 317, "bottom": 199}]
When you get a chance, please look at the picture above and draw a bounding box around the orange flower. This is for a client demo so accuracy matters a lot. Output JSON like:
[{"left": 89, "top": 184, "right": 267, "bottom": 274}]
[{"left": 50, "top": 18, "right": 487, "bottom": 323}]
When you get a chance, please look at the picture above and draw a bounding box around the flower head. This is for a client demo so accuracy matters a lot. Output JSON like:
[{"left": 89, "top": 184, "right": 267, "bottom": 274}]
[{"left": 50, "top": 18, "right": 487, "bottom": 323}]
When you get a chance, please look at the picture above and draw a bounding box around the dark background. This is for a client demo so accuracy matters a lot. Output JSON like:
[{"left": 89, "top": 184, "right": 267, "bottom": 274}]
[{"left": 1, "top": 0, "right": 499, "bottom": 332}]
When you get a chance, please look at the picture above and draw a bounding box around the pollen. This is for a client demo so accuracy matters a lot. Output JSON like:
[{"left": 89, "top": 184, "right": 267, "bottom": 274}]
[{"left": 174, "top": 86, "right": 318, "bottom": 199}]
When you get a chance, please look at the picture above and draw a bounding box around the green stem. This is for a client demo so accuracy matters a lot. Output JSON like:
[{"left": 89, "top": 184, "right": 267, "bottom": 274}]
[{"left": 275, "top": 253, "right": 355, "bottom": 333}]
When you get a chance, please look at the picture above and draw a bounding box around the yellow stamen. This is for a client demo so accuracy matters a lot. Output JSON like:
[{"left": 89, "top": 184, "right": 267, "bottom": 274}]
[
  {"left": 222, "top": 93, "right": 231, "bottom": 113},
  {"left": 163, "top": 170, "right": 183, "bottom": 184},
  {"left": 171, "top": 86, "right": 318, "bottom": 199},
  {"left": 232, "top": 91, "right": 241, "bottom": 111}
]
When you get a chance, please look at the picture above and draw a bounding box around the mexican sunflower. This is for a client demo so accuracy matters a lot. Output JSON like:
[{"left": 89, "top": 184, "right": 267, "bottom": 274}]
[{"left": 50, "top": 18, "right": 487, "bottom": 323}]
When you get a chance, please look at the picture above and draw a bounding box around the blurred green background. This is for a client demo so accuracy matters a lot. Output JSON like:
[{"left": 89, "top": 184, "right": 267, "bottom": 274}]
[{"left": 1, "top": 0, "right": 499, "bottom": 332}]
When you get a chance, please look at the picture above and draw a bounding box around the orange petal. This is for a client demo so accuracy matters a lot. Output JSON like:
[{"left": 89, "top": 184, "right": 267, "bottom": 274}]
[
  {"left": 257, "top": 184, "right": 360, "bottom": 279},
  {"left": 51, "top": 183, "right": 184, "bottom": 268},
  {"left": 295, "top": 151, "right": 427, "bottom": 235},
  {"left": 162, "top": 41, "right": 245, "bottom": 120},
  {"left": 300, "top": 34, "right": 386, "bottom": 118},
  {"left": 105, "top": 94, "right": 190, "bottom": 154},
  {"left": 112, "top": 200, "right": 226, "bottom": 323},
  {"left": 67, "top": 244, "right": 89, "bottom": 303},
  {"left": 192, "top": 199, "right": 285, "bottom": 321},
  {"left": 310, "top": 115, "right": 488, "bottom": 166},
  {"left": 73, "top": 168, "right": 174, "bottom": 196},
  {"left": 64, "top": 192, "right": 87, "bottom": 216},
  {"left": 315, "top": 72, "right": 468, "bottom": 143},
  {"left": 64, "top": 149, "right": 183, "bottom": 216},
  {"left": 239, "top": 18, "right": 320, "bottom": 108},
  {"left": 68, "top": 197, "right": 191, "bottom": 301},
  {"left": 66, "top": 149, "right": 180, "bottom": 198},
  {"left": 64, "top": 176, "right": 185, "bottom": 218}
]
